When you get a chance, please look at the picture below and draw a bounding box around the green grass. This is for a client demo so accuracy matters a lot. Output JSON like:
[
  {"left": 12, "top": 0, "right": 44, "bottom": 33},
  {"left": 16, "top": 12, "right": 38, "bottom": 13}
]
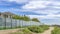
[
  {"left": 28, "top": 25, "right": 49, "bottom": 33},
  {"left": 0, "top": 26, "right": 21, "bottom": 30},
  {"left": 10, "top": 25, "right": 49, "bottom": 34},
  {"left": 28, "top": 26, "right": 44, "bottom": 33},
  {"left": 51, "top": 26, "right": 60, "bottom": 34},
  {"left": 0, "top": 25, "right": 49, "bottom": 34},
  {"left": 11, "top": 28, "right": 33, "bottom": 34}
]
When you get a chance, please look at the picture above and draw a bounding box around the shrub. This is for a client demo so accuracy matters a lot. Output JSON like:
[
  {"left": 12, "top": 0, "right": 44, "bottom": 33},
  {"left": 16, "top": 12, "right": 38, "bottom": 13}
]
[
  {"left": 11, "top": 28, "right": 32, "bottom": 34},
  {"left": 31, "top": 18, "right": 40, "bottom": 22},
  {"left": 10, "top": 25, "right": 49, "bottom": 34},
  {"left": 22, "top": 28, "right": 32, "bottom": 34},
  {"left": 28, "top": 26, "right": 44, "bottom": 33},
  {"left": 51, "top": 27, "right": 60, "bottom": 34},
  {"left": 40, "top": 25, "right": 49, "bottom": 30}
]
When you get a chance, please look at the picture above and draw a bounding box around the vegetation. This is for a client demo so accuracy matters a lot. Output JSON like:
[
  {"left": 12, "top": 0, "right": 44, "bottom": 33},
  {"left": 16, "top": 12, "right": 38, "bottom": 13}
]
[
  {"left": 28, "top": 26, "right": 44, "bottom": 33},
  {"left": 28, "top": 25, "right": 49, "bottom": 33},
  {"left": 10, "top": 25, "right": 49, "bottom": 34},
  {"left": 0, "top": 26, "right": 21, "bottom": 30},
  {"left": 12, "top": 15, "right": 30, "bottom": 21},
  {"left": 11, "top": 28, "right": 32, "bottom": 34},
  {"left": 12, "top": 15, "right": 40, "bottom": 22},
  {"left": 51, "top": 26, "right": 60, "bottom": 34},
  {"left": 40, "top": 25, "right": 49, "bottom": 30},
  {"left": 23, "top": 16, "right": 30, "bottom": 21},
  {"left": 32, "top": 18, "right": 40, "bottom": 22}
]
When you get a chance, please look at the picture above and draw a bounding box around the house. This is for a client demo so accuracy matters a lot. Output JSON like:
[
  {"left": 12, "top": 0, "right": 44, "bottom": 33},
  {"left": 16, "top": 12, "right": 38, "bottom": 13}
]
[{"left": 0, "top": 12, "right": 15, "bottom": 18}]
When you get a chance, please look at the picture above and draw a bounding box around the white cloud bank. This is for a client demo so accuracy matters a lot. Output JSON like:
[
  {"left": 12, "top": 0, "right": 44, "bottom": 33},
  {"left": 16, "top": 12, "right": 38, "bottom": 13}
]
[
  {"left": 22, "top": 0, "right": 51, "bottom": 9},
  {"left": 3, "top": 0, "right": 29, "bottom": 4},
  {"left": 6, "top": 0, "right": 46, "bottom": 3},
  {"left": 6, "top": 0, "right": 60, "bottom": 20},
  {"left": 0, "top": 0, "right": 60, "bottom": 24},
  {"left": 21, "top": 0, "right": 60, "bottom": 20}
]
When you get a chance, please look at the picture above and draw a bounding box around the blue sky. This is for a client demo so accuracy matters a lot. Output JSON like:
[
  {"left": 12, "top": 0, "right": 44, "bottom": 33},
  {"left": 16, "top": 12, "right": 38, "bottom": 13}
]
[{"left": 0, "top": 0, "right": 60, "bottom": 25}]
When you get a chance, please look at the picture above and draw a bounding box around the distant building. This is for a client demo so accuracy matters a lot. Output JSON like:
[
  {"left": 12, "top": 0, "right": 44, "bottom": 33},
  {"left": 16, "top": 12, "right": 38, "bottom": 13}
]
[{"left": 0, "top": 12, "right": 15, "bottom": 18}]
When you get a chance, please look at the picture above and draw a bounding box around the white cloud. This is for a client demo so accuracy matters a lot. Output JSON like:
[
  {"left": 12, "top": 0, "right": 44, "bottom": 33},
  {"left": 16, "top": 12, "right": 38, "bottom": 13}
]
[
  {"left": 31, "top": 10, "right": 60, "bottom": 15},
  {"left": 22, "top": 0, "right": 60, "bottom": 10},
  {"left": 22, "top": 0, "right": 51, "bottom": 9},
  {"left": 7, "top": 0, "right": 29, "bottom": 4},
  {"left": 53, "top": 6, "right": 60, "bottom": 9},
  {"left": 2, "top": 0, "right": 60, "bottom": 20},
  {"left": 52, "top": 2, "right": 60, "bottom": 6},
  {"left": 28, "top": 14, "right": 60, "bottom": 20},
  {"left": 50, "top": 2, "right": 60, "bottom": 9}
]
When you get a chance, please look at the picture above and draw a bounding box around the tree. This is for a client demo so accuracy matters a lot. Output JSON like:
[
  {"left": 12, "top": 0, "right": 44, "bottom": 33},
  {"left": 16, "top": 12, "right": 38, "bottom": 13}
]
[
  {"left": 12, "top": 15, "right": 21, "bottom": 19},
  {"left": 32, "top": 18, "right": 40, "bottom": 22},
  {"left": 23, "top": 16, "right": 30, "bottom": 21},
  {"left": 12, "top": 15, "right": 31, "bottom": 21}
]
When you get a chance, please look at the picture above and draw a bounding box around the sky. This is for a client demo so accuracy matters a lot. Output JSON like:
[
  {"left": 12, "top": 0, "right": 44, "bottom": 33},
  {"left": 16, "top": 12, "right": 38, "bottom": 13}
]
[{"left": 0, "top": 0, "right": 60, "bottom": 25}]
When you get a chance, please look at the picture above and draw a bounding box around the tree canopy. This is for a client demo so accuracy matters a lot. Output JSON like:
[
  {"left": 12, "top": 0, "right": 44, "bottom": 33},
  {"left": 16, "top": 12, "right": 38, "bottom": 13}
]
[
  {"left": 31, "top": 18, "right": 40, "bottom": 22},
  {"left": 12, "top": 15, "right": 40, "bottom": 22},
  {"left": 12, "top": 15, "right": 30, "bottom": 21}
]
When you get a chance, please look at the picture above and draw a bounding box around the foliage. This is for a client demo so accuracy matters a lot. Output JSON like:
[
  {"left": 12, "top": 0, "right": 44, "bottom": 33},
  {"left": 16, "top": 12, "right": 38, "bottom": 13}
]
[
  {"left": 32, "top": 18, "right": 40, "bottom": 22},
  {"left": 12, "top": 15, "right": 40, "bottom": 22},
  {"left": 22, "top": 28, "right": 32, "bottom": 34},
  {"left": 28, "top": 26, "right": 44, "bottom": 33},
  {"left": 12, "top": 15, "right": 30, "bottom": 21},
  {"left": 12, "top": 15, "right": 21, "bottom": 19},
  {"left": 23, "top": 16, "right": 30, "bottom": 21},
  {"left": 11, "top": 28, "right": 32, "bottom": 34},
  {"left": 9, "top": 25, "right": 49, "bottom": 34},
  {"left": 28, "top": 25, "right": 49, "bottom": 33},
  {"left": 40, "top": 25, "right": 49, "bottom": 30},
  {"left": 51, "top": 26, "right": 60, "bottom": 34}
]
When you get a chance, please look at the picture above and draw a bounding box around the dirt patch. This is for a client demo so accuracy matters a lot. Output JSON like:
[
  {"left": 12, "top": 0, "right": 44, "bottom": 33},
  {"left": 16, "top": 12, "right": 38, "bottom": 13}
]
[
  {"left": 0, "top": 29, "right": 20, "bottom": 34},
  {"left": 40, "top": 27, "right": 54, "bottom": 34},
  {"left": 0, "top": 27, "right": 54, "bottom": 34}
]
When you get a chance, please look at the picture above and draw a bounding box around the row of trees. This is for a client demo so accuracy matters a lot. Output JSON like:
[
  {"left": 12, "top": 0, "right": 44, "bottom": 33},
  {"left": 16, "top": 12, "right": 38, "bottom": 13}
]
[
  {"left": 12, "top": 15, "right": 40, "bottom": 22},
  {"left": 0, "top": 12, "right": 40, "bottom": 22}
]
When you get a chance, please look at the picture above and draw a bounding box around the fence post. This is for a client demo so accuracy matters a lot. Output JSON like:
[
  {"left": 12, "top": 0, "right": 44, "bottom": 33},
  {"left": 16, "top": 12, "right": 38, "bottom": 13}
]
[
  {"left": 4, "top": 15, "right": 6, "bottom": 29},
  {"left": 10, "top": 15, "right": 12, "bottom": 29},
  {"left": 19, "top": 20, "right": 20, "bottom": 28},
  {"left": 4, "top": 17, "right": 6, "bottom": 29},
  {"left": 15, "top": 19, "right": 17, "bottom": 28}
]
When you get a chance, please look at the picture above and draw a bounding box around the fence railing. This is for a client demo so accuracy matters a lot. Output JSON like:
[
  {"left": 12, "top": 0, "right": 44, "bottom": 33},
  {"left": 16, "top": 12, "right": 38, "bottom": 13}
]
[{"left": 0, "top": 17, "right": 41, "bottom": 29}]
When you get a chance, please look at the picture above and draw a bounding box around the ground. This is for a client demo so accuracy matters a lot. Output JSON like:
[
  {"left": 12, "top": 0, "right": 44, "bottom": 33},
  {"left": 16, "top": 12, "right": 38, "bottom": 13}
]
[
  {"left": 0, "top": 27, "right": 54, "bottom": 34},
  {"left": 41, "top": 27, "right": 54, "bottom": 34}
]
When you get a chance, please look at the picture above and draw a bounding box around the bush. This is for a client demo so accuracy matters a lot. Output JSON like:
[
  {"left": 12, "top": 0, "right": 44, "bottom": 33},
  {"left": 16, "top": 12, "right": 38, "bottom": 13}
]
[
  {"left": 28, "top": 26, "right": 44, "bottom": 33},
  {"left": 11, "top": 28, "right": 32, "bottom": 34},
  {"left": 22, "top": 28, "right": 32, "bottom": 34},
  {"left": 10, "top": 25, "right": 49, "bottom": 34},
  {"left": 31, "top": 18, "right": 40, "bottom": 22},
  {"left": 51, "top": 27, "right": 60, "bottom": 34},
  {"left": 40, "top": 25, "right": 49, "bottom": 30}
]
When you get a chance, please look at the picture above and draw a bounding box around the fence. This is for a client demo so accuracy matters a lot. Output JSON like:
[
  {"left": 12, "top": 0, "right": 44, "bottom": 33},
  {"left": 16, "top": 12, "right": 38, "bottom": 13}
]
[{"left": 0, "top": 17, "right": 41, "bottom": 29}]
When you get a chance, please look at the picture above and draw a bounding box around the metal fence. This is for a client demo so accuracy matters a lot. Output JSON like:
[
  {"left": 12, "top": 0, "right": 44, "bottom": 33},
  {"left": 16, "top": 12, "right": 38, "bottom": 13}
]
[{"left": 0, "top": 17, "right": 41, "bottom": 28}]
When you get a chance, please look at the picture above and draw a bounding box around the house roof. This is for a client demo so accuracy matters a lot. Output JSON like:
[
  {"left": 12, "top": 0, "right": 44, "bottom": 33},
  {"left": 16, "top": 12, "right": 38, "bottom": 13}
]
[{"left": 1, "top": 12, "right": 15, "bottom": 16}]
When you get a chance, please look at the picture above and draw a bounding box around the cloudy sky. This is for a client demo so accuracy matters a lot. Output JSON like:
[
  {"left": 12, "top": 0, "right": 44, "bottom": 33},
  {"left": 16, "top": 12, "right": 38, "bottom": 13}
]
[{"left": 0, "top": 0, "right": 60, "bottom": 25}]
